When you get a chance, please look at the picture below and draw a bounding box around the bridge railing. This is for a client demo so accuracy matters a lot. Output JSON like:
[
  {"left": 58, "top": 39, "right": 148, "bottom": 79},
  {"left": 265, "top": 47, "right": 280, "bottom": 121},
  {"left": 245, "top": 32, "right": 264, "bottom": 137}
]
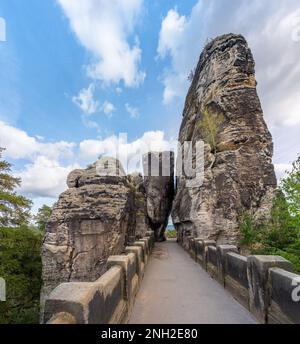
[
  {"left": 183, "top": 237, "right": 300, "bottom": 324},
  {"left": 43, "top": 231, "right": 155, "bottom": 324}
]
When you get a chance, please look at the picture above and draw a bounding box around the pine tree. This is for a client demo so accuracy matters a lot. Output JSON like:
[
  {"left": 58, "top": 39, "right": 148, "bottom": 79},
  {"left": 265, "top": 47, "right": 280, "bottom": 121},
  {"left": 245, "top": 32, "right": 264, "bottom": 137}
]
[{"left": 0, "top": 148, "right": 32, "bottom": 227}]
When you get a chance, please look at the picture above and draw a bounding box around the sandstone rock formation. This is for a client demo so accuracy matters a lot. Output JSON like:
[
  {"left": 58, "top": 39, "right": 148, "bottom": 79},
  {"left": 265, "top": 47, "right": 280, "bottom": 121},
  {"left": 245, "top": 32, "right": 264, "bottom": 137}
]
[
  {"left": 127, "top": 172, "right": 150, "bottom": 241},
  {"left": 172, "top": 34, "right": 277, "bottom": 245},
  {"left": 143, "top": 152, "right": 175, "bottom": 241},
  {"left": 41, "top": 152, "right": 175, "bottom": 315},
  {"left": 41, "top": 158, "right": 135, "bottom": 313}
]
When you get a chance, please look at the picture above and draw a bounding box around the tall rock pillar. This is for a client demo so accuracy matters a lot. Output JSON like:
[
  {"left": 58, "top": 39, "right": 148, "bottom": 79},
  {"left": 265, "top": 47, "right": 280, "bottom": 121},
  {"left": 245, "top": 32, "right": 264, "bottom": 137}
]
[
  {"left": 143, "top": 152, "right": 175, "bottom": 241},
  {"left": 172, "top": 34, "right": 277, "bottom": 245}
]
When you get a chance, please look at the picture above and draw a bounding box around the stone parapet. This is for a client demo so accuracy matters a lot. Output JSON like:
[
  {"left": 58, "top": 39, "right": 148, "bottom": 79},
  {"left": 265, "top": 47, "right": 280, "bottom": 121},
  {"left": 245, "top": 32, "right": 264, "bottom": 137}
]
[
  {"left": 45, "top": 235, "right": 153, "bottom": 324},
  {"left": 180, "top": 237, "right": 300, "bottom": 324}
]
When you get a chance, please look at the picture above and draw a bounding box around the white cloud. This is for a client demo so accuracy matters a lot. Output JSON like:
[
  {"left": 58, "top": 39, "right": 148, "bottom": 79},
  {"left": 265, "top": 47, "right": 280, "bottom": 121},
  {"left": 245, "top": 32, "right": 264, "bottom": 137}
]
[
  {"left": 125, "top": 103, "right": 140, "bottom": 119},
  {"left": 274, "top": 163, "right": 293, "bottom": 181},
  {"left": 0, "top": 120, "right": 75, "bottom": 161},
  {"left": 79, "top": 131, "right": 176, "bottom": 173},
  {"left": 161, "top": 72, "right": 188, "bottom": 105},
  {"left": 72, "top": 83, "right": 99, "bottom": 115},
  {"left": 58, "top": 0, "right": 145, "bottom": 87},
  {"left": 157, "top": 0, "right": 300, "bottom": 128},
  {"left": 0, "top": 120, "right": 177, "bottom": 203},
  {"left": 157, "top": 9, "right": 186, "bottom": 59},
  {"left": 0, "top": 120, "right": 77, "bottom": 200},
  {"left": 16, "top": 156, "right": 79, "bottom": 198},
  {"left": 81, "top": 116, "right": 101, "bottom": 132},
  {"left": 116, "top": 87, "right": 123, "bottom": 94},
  {"left": 102, "top": 100, "right": 115, "bottom": 116}
]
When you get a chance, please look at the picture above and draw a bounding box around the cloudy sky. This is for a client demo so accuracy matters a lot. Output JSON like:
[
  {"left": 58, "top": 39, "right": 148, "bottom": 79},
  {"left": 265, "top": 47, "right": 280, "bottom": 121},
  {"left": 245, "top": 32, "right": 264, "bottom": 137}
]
[{"left": 0, "top": 0, "right": 300, "bottom": 212}]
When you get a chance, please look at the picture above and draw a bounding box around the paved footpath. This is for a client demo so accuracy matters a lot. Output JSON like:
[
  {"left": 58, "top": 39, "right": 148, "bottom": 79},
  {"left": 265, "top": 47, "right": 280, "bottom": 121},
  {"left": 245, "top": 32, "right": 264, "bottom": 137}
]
[{"left": 129, "top": 240, "right": 256, "bottom": 324}]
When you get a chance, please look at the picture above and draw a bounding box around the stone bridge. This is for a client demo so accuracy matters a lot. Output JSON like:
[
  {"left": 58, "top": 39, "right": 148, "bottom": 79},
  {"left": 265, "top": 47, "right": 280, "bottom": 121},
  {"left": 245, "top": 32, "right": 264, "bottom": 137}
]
[
  {"left": 41, "top": 33, "right": 300, "bottom": 325},
  {"left": 43, "top": 233, "right": 300, "bottom": 324}
]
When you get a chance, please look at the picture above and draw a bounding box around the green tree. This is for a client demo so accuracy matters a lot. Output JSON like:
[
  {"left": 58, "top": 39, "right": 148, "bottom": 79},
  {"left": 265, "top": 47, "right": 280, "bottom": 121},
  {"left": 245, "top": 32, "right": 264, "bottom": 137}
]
[
  {"left": 262, "top": 190, "right": 298, "bottom": 250},
  {"left": 0, "top": 148, "right": 42, "bottom": 324},
  {"left": 0, "top": 148, "right": 32, "bottom": 227},
  {"left": 0, "top": 227, "right": 42, "bottom": 324},
  {"left": 35, "top": 204, "right": 52, "bottom": 232},
  {"left": 281, "top": 156, "right": 300, "bottom": 222},
  {"left": 239, "top": 155, "right": 300, "bottom": 273}
]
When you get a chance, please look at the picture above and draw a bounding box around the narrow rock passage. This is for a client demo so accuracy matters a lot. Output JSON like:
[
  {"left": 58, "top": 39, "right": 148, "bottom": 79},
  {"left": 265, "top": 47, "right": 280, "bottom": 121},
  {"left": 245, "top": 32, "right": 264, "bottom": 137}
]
[{"left": 129, "top": 240, "right": 256, "bottom": 324}]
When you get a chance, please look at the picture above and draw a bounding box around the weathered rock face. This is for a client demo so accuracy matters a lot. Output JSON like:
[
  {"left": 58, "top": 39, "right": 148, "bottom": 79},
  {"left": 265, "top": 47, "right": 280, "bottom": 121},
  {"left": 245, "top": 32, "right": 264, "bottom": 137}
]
[
  {"left": 41, "top": 149, "right": 176, "bottom": 315},
  {"left": 143, "top": 152, "right": 175, "bottom": 241},
  {"left": 127, "top": 172, "right": 150, "bottom": 240},
  {"left": 172, "top": 34, "right": 277, "bottom": 245},
  {"left": 40, "top": 158, "right": 135, "bottom": 312}
]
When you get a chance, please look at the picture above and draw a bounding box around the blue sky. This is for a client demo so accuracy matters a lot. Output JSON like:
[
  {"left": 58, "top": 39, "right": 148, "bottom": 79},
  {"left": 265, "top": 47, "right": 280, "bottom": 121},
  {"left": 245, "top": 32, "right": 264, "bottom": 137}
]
[
  {"left": 0, "top": 0, "right": 195, "bottom": 142},
  {"left": 0, "top": 0, "right": 300, "bottom": 212}
]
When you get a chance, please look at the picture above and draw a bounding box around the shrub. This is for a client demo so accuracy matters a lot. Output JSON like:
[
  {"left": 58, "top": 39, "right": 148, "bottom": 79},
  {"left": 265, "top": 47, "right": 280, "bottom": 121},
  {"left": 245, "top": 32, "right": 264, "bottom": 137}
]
[
  {"left": 166, "top": 229, "right": 177, "bottom": 239},
  {"left": 198, "top": 108, "right": 224, "bottom": 153}
]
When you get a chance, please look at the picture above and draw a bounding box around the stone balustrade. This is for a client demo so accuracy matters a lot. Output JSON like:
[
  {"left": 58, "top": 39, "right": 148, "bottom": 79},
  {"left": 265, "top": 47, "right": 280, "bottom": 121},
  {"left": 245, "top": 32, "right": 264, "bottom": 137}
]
[
  {"left": 44, "top": 231, "right": 154, "bottom": 324},
  {"left": 183, "top": 237, "right": 300, "bottom": 324}
]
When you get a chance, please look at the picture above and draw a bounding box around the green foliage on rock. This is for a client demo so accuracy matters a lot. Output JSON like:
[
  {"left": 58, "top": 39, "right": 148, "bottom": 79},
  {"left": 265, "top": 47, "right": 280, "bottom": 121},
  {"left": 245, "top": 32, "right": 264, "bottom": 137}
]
[
  {"left": 198, "top": 108, "right": 224, "bottom": 153},
  {"left": 239, "top": 211, "right": 259, "bottom": 250},
  {"left": 239, "top": 155, "right": 300, "bottom": 273},
  {"left": 0, "top": 227, "right": 42, "bottom": 324}
]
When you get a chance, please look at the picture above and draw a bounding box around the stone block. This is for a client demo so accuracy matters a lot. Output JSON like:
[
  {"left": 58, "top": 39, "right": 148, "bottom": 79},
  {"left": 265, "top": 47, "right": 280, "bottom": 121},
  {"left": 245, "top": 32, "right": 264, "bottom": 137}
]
[
  {"left": 140, "top": 237, "right": 151, "bottom": 254},
  {"left": 189, "top": 238, "right": 197, "bottom": 259},
  {"left": 217, "top": 245, "right": 238, "bottom": 285},
  {"left": 247, "top": 255, "right": 293, "bottom": 323},
  {"left": 125, "top": 246, "right": 145, "bottom": 281},
  {"left": 202, "top": 240, "right": 216, "bottom": 270},
  {"left": 207, "top": 246, "right": 218, "bottom": 278},
  {"left": 225, "top": 252, "right": 249, "bottom": 309},
  {"left": 195, "top": 240, "right": 204, "bottom": 265},
  {"left": 107, "top": 254, "right": 138, "bottom": 307},
  {"left": 44, "top": 266, "right": 127, "bottom": 324},
  {"left": 145, "top": 231, "right": 155, "bottom": 250},
  {"left": 134, "top": 241, "right": 148, "bottom": 264},
  {"left": 268, "top": 268, "right": 300, "bottom": 324},
  {"left": 183, "top": 236, "right": 193, "bottom": 251}
]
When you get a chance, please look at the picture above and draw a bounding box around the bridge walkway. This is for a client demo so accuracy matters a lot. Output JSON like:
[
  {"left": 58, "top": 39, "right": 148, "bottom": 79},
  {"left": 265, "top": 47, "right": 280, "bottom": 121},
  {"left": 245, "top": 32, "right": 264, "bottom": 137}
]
[{"left": 129, "top": 239, "right": 256, "bottom": 324}]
